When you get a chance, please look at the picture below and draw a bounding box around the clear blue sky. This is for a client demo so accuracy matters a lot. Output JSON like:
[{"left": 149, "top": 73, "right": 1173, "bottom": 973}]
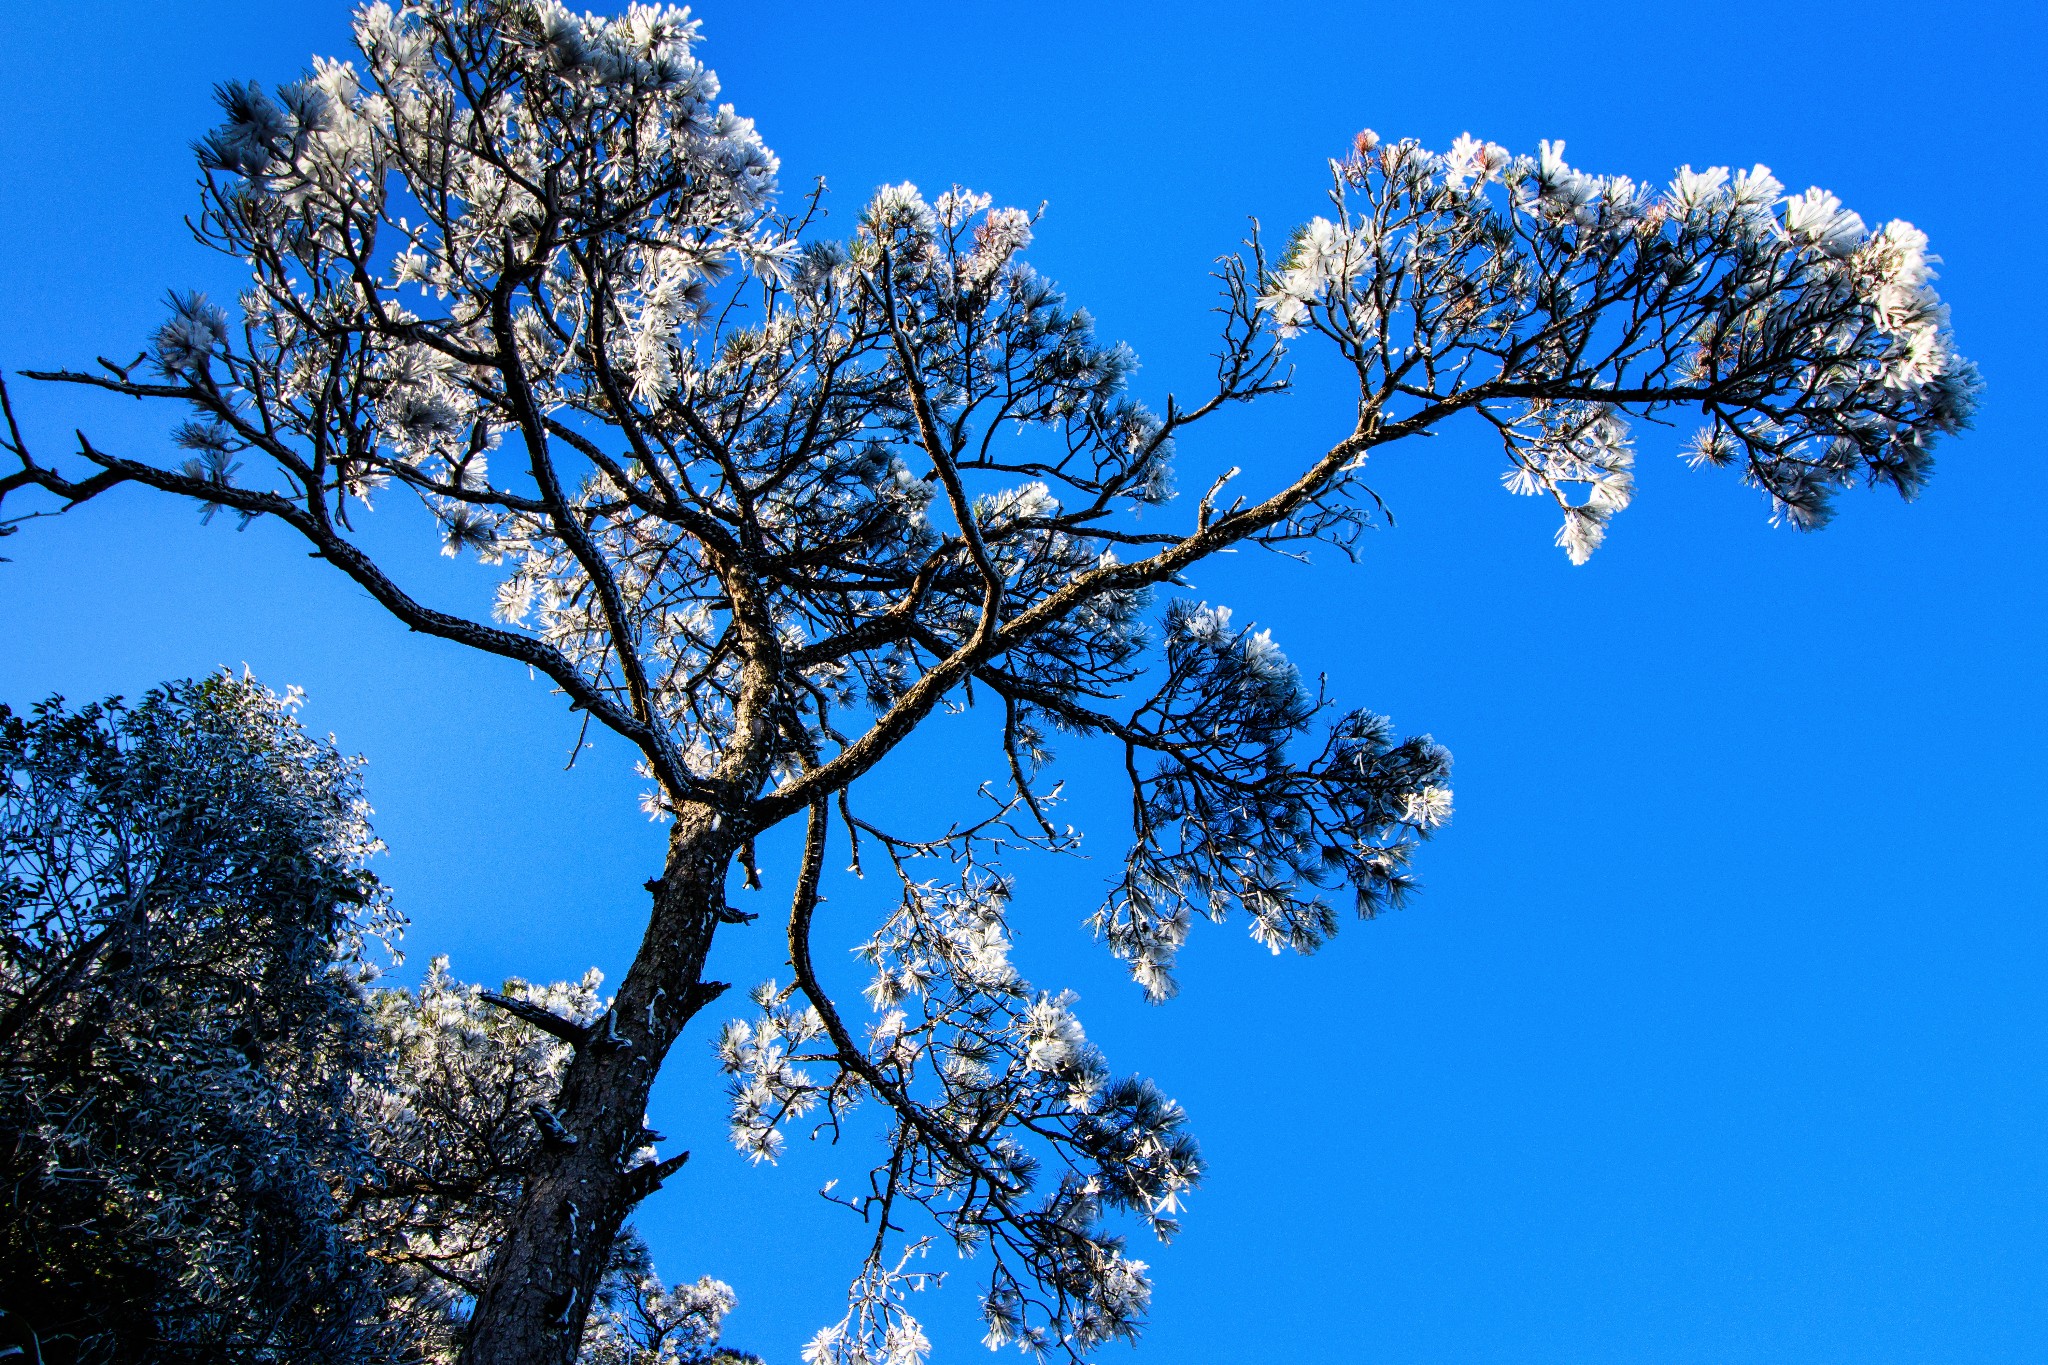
[{"left": 2, "top": 2, "right": 2043, "bottom": 1362}]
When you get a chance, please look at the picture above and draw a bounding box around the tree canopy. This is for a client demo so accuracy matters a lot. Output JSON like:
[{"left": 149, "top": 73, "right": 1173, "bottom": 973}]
[{"left": 0, "top": 2, "right": 1975, "bottom": 1363}]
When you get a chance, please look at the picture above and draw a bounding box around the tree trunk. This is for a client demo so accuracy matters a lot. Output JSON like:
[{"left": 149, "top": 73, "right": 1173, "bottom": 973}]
[{"left": 459, "top": 805, "right": 736, "bottom": 1365}]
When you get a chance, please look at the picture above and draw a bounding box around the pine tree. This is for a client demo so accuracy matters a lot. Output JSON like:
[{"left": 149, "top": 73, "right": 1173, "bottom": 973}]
[{"left": 0, "top": 4, "right": 1975, "bottom": 1362}]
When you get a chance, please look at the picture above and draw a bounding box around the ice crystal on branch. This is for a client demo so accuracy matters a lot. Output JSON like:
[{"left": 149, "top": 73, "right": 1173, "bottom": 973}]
[
  {"left": 726, "top": 813, "right": 1203, "bottom": 1362},
  {"left": 1254, "top": 131, "right": 1977, "bottom": 555},
  {"left": 0, "top": 5, "right": 1977, "bottom": 1357},
  {"left": 1091, "top": 602, "right": 1452, "bottom": 999},
  {"left": 580, "top": 1244, "right": 739, "bottom": 1365}
]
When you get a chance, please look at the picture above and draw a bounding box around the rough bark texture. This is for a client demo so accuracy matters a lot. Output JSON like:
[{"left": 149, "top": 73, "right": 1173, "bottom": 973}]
[
  {"left": 460, "top": 810, "right": 733, "bottom": 1365},
  {"left": 463, "top": 565, "right": 784, "bottom": 1365}
]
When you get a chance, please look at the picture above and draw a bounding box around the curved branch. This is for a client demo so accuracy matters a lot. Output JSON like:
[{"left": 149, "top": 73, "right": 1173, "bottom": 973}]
[
  {"left": 1, "top": 397, "right": 706, "bottom": 801},
  {"left": 783, "top": 797, "right": 1024, "bottom": 1201}
]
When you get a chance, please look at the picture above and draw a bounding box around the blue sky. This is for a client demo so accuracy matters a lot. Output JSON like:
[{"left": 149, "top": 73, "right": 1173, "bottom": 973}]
[{"left": 2, "top": 2, "right": 2044, "bottom": 1362}]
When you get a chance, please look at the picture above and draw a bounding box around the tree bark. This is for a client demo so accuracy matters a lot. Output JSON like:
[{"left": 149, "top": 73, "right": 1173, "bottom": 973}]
[{"left": 458, "top": 805, "right": 737, "bottom": 1365}]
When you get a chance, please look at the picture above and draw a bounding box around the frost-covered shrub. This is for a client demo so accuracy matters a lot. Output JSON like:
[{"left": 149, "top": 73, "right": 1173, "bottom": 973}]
[
  {"left": 0, "top": 677, "right": 743, "bottom": 1365},
  {"left": 0, "top": 674, "right": 397, "bottom": 1365}
]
